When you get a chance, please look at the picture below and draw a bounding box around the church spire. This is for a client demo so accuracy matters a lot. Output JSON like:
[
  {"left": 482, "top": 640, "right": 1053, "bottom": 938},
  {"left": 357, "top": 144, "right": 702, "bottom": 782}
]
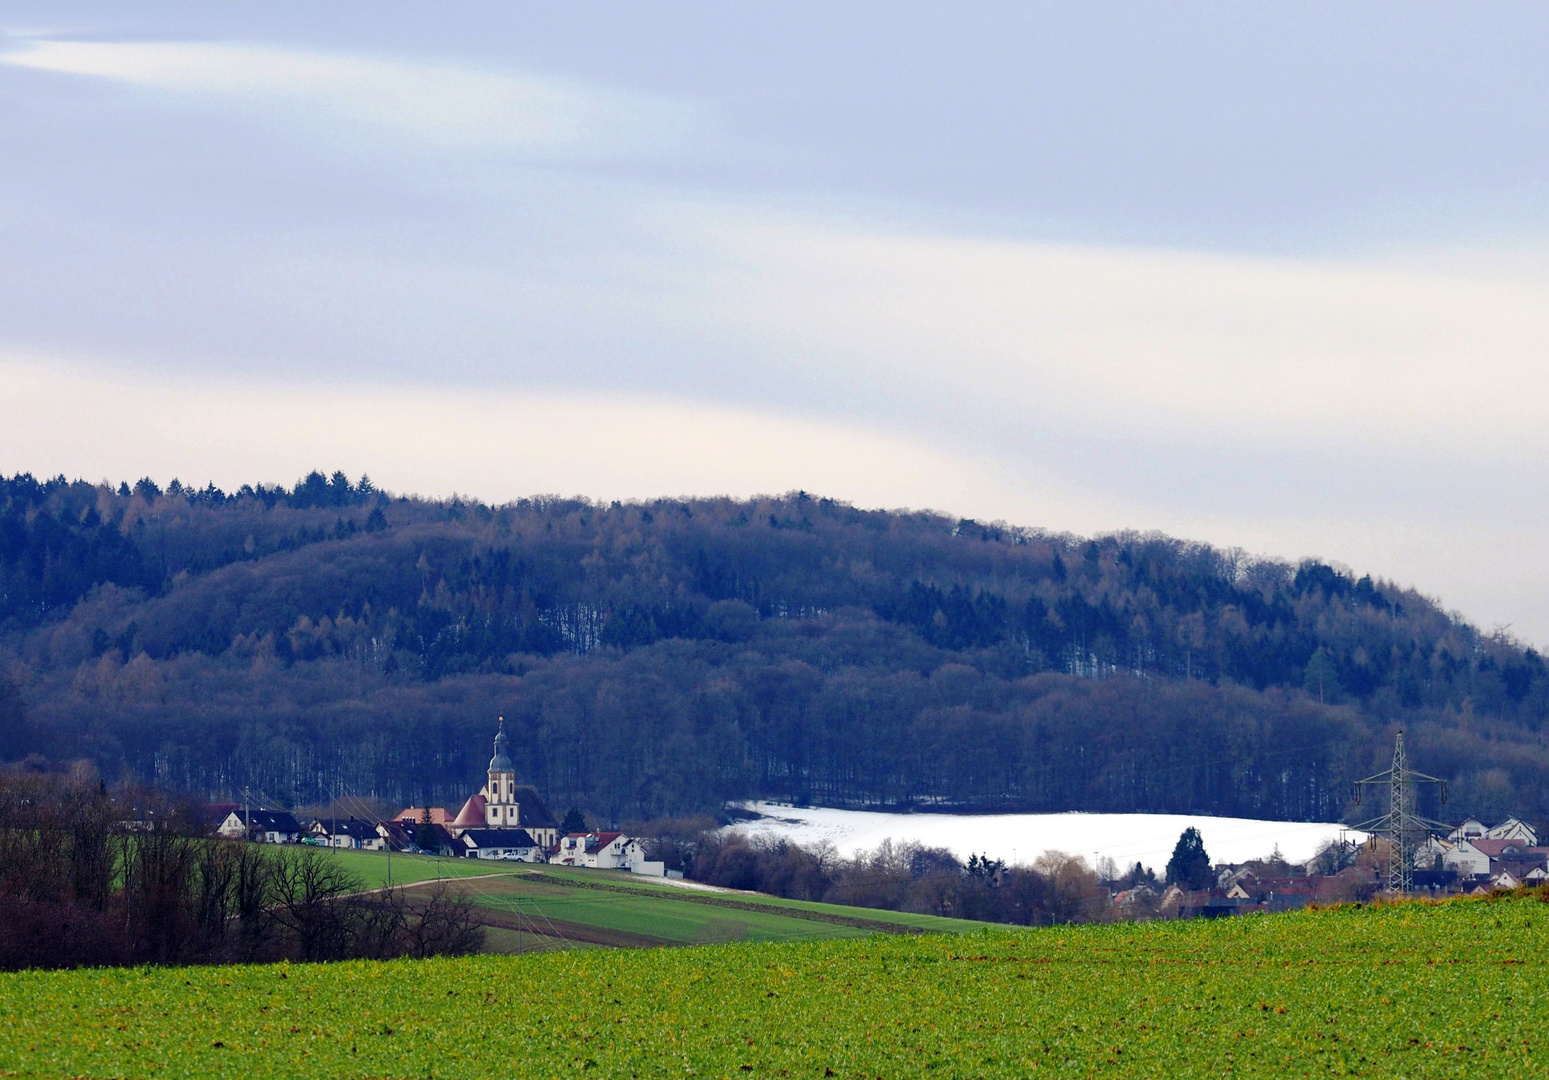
[{"left": 488, "top": 715, "right": 513, "bottom": 774}]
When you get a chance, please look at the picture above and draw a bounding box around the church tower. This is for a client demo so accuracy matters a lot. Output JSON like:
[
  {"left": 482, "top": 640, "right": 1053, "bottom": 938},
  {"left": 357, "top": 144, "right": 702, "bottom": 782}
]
[{"left": 484, "top": 717, "right": 520, "bottom": 827}]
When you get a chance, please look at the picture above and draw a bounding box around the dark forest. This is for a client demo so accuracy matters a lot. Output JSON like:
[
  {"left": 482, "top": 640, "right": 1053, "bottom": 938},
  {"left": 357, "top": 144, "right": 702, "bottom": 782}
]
[{"left": 2, "top": 470, "right": 1546, "bottom": 827}]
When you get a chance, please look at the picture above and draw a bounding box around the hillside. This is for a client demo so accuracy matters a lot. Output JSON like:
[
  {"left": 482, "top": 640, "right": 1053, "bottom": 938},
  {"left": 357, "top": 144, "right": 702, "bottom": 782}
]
[
  {"left": 3, "top": 470, "right": 1548, "bottom": 822},
  {"left": 2, "top": 893, "right": 1544, "bottom": 1078},
  {"left": 322, "top": 851, "right": 990, "bottom": 951}
]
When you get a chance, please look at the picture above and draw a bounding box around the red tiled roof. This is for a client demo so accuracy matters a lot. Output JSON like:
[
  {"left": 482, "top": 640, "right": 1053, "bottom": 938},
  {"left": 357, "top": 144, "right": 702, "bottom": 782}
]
[
  {"left": 396, "top": 807, "right": 451, "bottom": 825},
  {"left": 1471, "top": 838, "right": 1525, "bottom": 858},
  {"left": 452, "top": 794, "right": 487, "bottom": 828}
]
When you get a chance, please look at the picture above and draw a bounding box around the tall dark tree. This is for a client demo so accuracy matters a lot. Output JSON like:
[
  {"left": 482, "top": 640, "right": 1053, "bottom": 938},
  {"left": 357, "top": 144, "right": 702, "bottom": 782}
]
[{"left": 1165, "top": 828, "right": 1213, "bottom": 890}]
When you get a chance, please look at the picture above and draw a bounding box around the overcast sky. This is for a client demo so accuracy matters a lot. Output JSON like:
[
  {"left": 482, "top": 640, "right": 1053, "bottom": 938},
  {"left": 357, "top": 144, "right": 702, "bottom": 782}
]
[{"left": 4, "top": 3, "right": 1549, "bottom": 640}]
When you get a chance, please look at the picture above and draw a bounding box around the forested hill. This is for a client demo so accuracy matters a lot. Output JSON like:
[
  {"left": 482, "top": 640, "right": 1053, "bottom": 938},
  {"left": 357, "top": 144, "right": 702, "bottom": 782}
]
[{"left": 3, "top": 470, "right": 1547, "bottom": 826}]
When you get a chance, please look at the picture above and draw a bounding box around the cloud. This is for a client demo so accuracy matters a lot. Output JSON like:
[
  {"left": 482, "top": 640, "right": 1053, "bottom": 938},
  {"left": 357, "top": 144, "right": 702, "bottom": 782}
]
[
  {"left": 662, "top": 206, "right": 1549, "bottom": 454},
  {"left": 0, "top": 38, "right": 692, "bottom": 155}
]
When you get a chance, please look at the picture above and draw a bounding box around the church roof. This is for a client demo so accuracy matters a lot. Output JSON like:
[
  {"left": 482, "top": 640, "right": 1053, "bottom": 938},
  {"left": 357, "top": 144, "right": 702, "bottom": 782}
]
[
  {"left": 508, "top": 785, "right": 558, "bottom": 829},
  {"left": 452, "top": 793, "right": 487, "bottom": 828}
]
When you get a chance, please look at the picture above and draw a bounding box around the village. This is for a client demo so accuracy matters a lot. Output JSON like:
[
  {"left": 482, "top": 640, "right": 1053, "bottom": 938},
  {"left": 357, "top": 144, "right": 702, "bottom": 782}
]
[
  {"left": 213, "top": 721, "right": 1544, "bottom": 920},
  {"left": 1116, "top": 814, "right": 1544, "bottom": 921},
  {"left": 215, "top": 719, "right": 669, "bottom": 877}
]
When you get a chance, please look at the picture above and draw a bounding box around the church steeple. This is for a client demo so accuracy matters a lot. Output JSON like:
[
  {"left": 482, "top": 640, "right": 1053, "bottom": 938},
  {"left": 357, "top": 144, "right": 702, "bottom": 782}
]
[
  {"left": 489, "top": 716, "right": 513, "bottom": 773},
  {"left": 485, "top": 716, "right": 519, "bottom": 827}
]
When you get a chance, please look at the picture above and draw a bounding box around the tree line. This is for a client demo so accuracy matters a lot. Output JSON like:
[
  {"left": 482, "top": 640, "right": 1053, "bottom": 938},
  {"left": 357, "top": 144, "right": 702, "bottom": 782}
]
[
  {"left": 2, "top": 471, "right": 1546, "bottom": 826},
  {"left": 0, "top": 763, "right": 481, "bottom": 970}
]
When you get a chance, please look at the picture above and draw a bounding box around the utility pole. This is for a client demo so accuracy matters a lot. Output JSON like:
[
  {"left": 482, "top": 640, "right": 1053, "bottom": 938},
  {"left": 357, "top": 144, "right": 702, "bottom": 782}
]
[{"left": 1351, "top": 730, "right": 1448, "bottom": 895}]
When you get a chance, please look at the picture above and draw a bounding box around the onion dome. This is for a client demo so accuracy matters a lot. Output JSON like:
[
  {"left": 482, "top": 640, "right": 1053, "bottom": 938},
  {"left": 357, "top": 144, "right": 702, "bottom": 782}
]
[{"left": 488, "top": 716, "right": 514, "bottom": 773}]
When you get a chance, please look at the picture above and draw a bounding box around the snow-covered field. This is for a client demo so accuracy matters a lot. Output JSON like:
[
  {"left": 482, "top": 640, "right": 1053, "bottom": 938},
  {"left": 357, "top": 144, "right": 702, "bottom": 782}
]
[{"left": 728, "top": 802, "right": 1365, "bottom": 873}]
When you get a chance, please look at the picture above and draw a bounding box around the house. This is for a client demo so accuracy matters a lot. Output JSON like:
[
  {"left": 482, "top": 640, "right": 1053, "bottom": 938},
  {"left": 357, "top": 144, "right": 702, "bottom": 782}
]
[
  {"left": 1447, "top": 818, "right": 1488, "bottom": 842},
  {"left": 551, "top": 831, "right": 665, "bottom": 876},
  {"left": 1469, "top": 838, "right": 1529, "bottom": 861},
  {"left": 216, "top": 808, "right": 303, "bottom": 844},
  {"left": 461, "top": 828, "right": 543, "bottom": 861},
  {"left": 1442, "top": 840, "right": 1490, "bottom": 878},
  {"left": 310, "top": 817, "right": 379, "bottom": 850},
  {"left": 1414, "top": 835, "right": 1453, "bottom": 870},
  {"left": 394, "top": 807, "right": 451, "bottom": 826},
  {"left": 1482, "top": 818, "right": 1539, "bottom": 846},
  {"left": 376, "top": 820, "right": 418, "bottom": 852},
  {"left": 1524, "top": 866, "right": 1548, "bottom": 885},
  {"left": 1491, "top": 871, "right": 1521, "bottom": 890}
]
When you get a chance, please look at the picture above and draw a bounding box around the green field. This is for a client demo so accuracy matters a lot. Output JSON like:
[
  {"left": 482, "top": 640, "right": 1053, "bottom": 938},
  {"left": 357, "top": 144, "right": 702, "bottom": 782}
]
[
  {"left": 321, "top": 848, "right": 521, "bottom": 888},
  {"left": 318, "top": 850, "right": 992, "bottom": 946},
  {"left": 3, "top": 894, "right": 1546, "bottom": 1078},
  {"left": 454, "top": 874, "right": 880, "bottom": 946}
]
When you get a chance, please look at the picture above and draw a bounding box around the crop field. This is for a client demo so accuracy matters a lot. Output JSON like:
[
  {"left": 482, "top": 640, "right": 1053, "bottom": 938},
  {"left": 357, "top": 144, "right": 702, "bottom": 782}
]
[{"left": 3, "top": 893, "right": 1546, "bottom": 1078}]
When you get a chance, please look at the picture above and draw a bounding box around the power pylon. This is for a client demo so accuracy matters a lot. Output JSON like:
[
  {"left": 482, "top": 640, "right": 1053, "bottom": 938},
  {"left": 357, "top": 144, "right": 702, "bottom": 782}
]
[{"left": 1351, "top": 730, "right": 1448, "bottom": 895}]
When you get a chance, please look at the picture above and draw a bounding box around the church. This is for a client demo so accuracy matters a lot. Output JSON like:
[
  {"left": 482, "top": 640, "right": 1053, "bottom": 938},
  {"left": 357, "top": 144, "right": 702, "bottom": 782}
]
[{"left": 445, "top": 718, "right": 559, "bottom": 857}]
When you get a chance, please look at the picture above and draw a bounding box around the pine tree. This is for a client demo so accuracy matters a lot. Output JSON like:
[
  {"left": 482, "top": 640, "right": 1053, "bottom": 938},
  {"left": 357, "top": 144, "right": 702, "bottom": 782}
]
[{"left": 1166, "top": 827, "right": 1212, "bottom": 890}]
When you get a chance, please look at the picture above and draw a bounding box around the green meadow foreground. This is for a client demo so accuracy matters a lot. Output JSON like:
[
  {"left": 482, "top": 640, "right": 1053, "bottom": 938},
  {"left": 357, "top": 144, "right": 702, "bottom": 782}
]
[{"left": 3, "top": 895, "right": 1546, "bottom": 1078}]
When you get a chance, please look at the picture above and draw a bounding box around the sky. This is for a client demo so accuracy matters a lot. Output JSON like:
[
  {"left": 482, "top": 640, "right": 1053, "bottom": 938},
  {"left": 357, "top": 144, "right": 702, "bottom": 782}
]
[{"left": 3, "top": 3, "right": 1549, "bottom": 640}]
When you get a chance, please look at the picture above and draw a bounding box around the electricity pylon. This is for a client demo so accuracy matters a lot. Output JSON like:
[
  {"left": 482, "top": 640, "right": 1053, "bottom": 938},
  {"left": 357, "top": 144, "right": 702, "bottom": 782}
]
[{"left": 1351, "top": 730, "right": 1448, "bottom": 895}]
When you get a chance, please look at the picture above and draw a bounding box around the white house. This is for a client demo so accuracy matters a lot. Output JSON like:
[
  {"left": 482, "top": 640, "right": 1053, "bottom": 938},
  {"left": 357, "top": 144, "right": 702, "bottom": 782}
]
[
  {"left": 551, "top": 831, "right": 665, "bottom": 876},
  {"left": 461, "top": 828, "right": 543, "bottom": 861},
  {"left": 1447, "top": 818, "right": 1487, "bottom": 842},
  {"left": 309, "top": 818, "right": 378, "bottom": 849},
  {"left": 1442, "top": 840, "right": 1490, "bottom": 878},
  {"left": 1491, "top": 871, "right": 1520, "bottom": 890},
  {"left": 1482, "top": 818, "right": 1539, "bottom": 846},
  {"left": 1415, "top": 836, "right": 1453, "bottom": 869},
  {"left": 217, "top": 809, "right": 302, "bottom": 844}
]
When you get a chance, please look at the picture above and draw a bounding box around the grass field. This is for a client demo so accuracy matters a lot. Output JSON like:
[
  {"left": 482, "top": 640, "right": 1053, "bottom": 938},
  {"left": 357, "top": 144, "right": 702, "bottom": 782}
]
[
  {"left": 3, "top": 893, "right": 1546, "bottom": 1078},
  {"left": 319, "top": 850, "right": 992, "bottom": 947},
  {"left": 453, "top": 874, "right": 878, "bottom": 947}
]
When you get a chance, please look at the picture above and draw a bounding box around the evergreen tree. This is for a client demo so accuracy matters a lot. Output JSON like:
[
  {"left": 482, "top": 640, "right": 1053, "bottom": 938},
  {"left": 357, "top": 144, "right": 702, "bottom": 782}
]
[
  {"left": 415, "top": 806, "right": 438, "bottom": 851},
  {"left": 561, "top": 807, "right": 587, "bottom": 834},
  {"left": 1165, "top": 827, "right": 1212, "bottom": 890}
]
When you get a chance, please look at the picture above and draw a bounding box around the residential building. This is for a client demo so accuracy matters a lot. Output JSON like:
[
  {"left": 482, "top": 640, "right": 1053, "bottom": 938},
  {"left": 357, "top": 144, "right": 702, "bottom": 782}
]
[
  {"left": 552, "top": 831, "right": 665, "bottom": 876},
  {"left": 1442, "top": 840, "right": 1490, "bottom": 878},
  {"left": 1482, "top": 818, "right": 1539, "bottom": 845},
  {"left": 462, "top": 828, "right": 543, "bottom": 861},
  {"left": 217, "top": 808, "right": 302, "bottom": 844},
  {"left": 310, "top": 817, "right": 378, "bottom": 850},
  {"left": 1447, "top": 818, "right": 1488, "bottom": 842}
]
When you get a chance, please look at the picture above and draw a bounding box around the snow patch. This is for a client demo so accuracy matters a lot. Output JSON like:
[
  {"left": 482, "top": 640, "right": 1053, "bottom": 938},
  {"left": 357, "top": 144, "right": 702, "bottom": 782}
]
[{"left": 727, "top": 802, "right": 1364, "bottom": 872}]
